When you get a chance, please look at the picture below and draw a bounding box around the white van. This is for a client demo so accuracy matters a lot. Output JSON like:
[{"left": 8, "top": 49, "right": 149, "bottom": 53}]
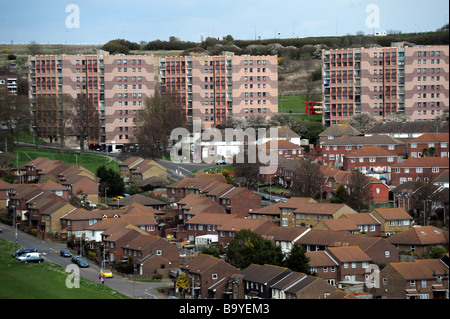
[{"left": 18, "top": 252, "right": 44, "bottom": 263}]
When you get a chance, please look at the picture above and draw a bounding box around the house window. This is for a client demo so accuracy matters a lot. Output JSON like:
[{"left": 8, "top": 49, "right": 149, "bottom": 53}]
[{"left": 416, "top": 167, "right": 423, "bottom": 173}]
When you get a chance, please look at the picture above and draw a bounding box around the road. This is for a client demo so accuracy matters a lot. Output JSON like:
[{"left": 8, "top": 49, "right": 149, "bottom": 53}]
[
  {"left": 0, "top": 224, "right": 172, "bottom": 299},
  {"left": 156, "top": 159, "right": 217, "bottom": 180}
]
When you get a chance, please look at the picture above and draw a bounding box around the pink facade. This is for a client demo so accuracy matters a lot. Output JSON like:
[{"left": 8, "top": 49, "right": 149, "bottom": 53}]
[{"left": 322, "top": 45, "right": 449, "bottom": 126}]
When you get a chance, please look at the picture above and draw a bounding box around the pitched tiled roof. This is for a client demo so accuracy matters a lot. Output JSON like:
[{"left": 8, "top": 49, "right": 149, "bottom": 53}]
[
  {"left": 409, "top": 132, "right": 449, "bottom": 144},
  {"left": 217, "top": 219, "right": 275, "bottom": 233},
  {"left": 386, "top": 226, "right": 449, "bottom": 246},
  {"left": 294, "top": 202, "right": 354, "bottom": 216},
  {"left": 345, "top": 146, "right": 396, "bottom": 158},
  {"left": 321, "top": 135, "right": 404, "bottom": 146},
  {"left": 306, "top": 250, "right": 339, "bottom": 267},
  {"left": 366, "top": 121, "right": 449, "bottom": 134},
  {"left": 391, "top": 157, "right": 449, "bottom": 168},
  {"left": 371, "top": 207, "right": 413, "bottom": 220},
  {"left": 319, "top": 124, "right": 363, "bottom": 137},
  {"left": 240, "top": 264, "right": 291, "bottom": 284},
  {"left": 341, "top": 213, "right": 380, "bottom": 225},
  {"left": 263, "top": 139, "right": 303, "bottom": 150},
  {"left": 390, "top": 259, "right": 449, "bottom": 280},
  {"left": 185, "top": 212, "right": 239, "bottom": 225},
  {"left": 315, "top": 219, "right": 360, "bottom": 232},
  {"left": 327, "top": 246, "right": 372, "bottom": 262},
  {"left": 279, "top": 197, "right": 317, "bottom": 208}
]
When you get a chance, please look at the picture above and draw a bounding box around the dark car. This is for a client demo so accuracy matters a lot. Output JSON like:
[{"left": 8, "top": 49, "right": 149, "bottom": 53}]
[
  {"left": 71, "top": 255, "right": 82, "bottom": 263},
  {"left": 60, "top": 249, "right": 72, "bottom": 257},
  {"left": 76, "top": 258, "right": 89, "bottom": 268},
  {"left": 13, "top": 248, "right": 38, "bottom": 259}
]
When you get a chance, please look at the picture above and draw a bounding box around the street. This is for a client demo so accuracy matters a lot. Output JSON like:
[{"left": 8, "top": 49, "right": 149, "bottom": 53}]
[{"left": 0, "top": 224, "right": 172, "bottom": 299}]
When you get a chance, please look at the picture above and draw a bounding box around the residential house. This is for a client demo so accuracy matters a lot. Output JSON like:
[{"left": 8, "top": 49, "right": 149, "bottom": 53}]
[
  {"left": 369, "top": 207, "right": 413, "bottom": 237},
  {"left": 129, "top": 159, "right": 168, "bottom": 185},
  {"left": 38, "top": 200, "right": 76, "bottom": 236},
  {"left": 176, "top": 193, "right": 225, "bottom": 221},
  {"left": 313, "top": 219, "right": 361, "bottom": 234},
  {"left": 326, "top": 246, "right": 372, "bottom": 284},
  {"left": 433, "top": 170, "right": 449, "bottom": 188},
  {"left": 37, "top": 180, "right": 70, "bottom": 200},
  {"left": 318, "top": 123, "right": 363, "bottom": 145},
  {"left": 216, "top": 186, "right": 261, "bottom": 217},
  {"left": 119, "top": 156, "right": 144, "bottom": 183},
  {"left": 25, "top": 191, "right": 67, "bottom": 229},
  {"left": 275, "top": 157, "right": 300, "bottom": 189},
  {"left": 248, "top": 202, "right": 283, "bottom": 224},
  {"left": 102, "top": 221, "right": 149, "bottom": 264},
  {"left": 260, "top": 126, "right": 302, "bottom": 146},
  {"left": 342, "top": 146, "right": 400, "bottom": 178},
  {"left": 0, "top": 179, "right": 15, "bottom": 210},
  {"left": 271, "top": 271, "right": 337, "bottom": 299},
  {"left": 386, "top": 226, "right": 449, "bottom": 255},
  {"left": 339, "top": 213, "right": 381, "bottom": 236},
  {"left": 261, "top": 139, "right": 304, "bottom": 160},
  {"left": 122, "top": 234, "right": 180, "bottom": 275},
  {"left": 60, "top": 208, "right": 121, "bottom": 240},
  {"left": 7, "top": 184, "right": 43, "bottom": 224},
  {"left": 365, "top": 121, "right": 449, "bottom": 140},
  {"left": 166, "top": 176, "right": 224, "bottom": 201},
  {"left": 306, "top": 250, "right": 339, "bottom": 286},
  {"left": 181, "top": 254, "right": 240, "bottom": 299},
  {"left": 11, "top": 157, "right": 69, "bottom": 184},
  {"left": 58, "top": 166, "right": 100, "bottom": 204},
  {"left": 217, "top": 218, "right": 276, "bottom": 248},
  {"left": 374, "top": 259, "right": 449, "bottom": 299},
  {"left": 107, "top": 193, "right": 166, "bottom": 210},
  {"left": 278, "top": 197, "right": 317, "bottom": 227},
  {"left": 281, "top": 199, "right": 357, "bottom": 228},
  {"left": 320, "top": 135, "right": 405, "bottom": 168},
  {"left": 333, "top": 170, "right": 390, "bottom": 204},
  {"left": 261, "top": 226, "right": 311, "bottom": 254},
  {"left": 184, "top": 213, "right": 239, "bottom": 243},
  {"left": 240, "top": 264, "right": 292, "bottom": 299},
  {"left": 408, "top": 133, "right": 449, "bottom": 158},
  {"left": 390, "top": 157, "right": 449, "bottom": 186},
  {"left": 295, "top": 229, "right": 399, "bottom": 265}
]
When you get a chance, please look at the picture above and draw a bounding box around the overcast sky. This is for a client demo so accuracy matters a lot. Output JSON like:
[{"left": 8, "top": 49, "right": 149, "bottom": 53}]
[{"left": 1, "top": 0, "right": 448, "bottom": 44}]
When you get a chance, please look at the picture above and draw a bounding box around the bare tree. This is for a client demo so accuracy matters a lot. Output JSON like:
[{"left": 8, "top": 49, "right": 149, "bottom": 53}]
[
  {"left": 71, "top": 94, "right": 100, "bottom": 155},
  {"left": 347, "top": 171, "right": 373, "bottom": 212},
  {"left": 135, "top": 88, "right": 187, "bottom": 158},
  {"left": 292, "top": 157, "right": 324, "bottom": 198}
]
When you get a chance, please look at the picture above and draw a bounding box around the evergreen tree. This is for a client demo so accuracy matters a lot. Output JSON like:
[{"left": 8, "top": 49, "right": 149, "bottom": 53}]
[{"left": 283, "top": 243, "right": 311, "bottom": 274}]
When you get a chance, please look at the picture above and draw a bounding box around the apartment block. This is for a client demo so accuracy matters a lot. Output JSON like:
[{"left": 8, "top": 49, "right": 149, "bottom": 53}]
[
  {"left": 322, "top": 45, "right": 449, "bottom": 127},
  {"left": 159, "top": 54, "right": 278, "bottom": 128},
  {"left": 28, "top": 52, "right": 155, "bottom": 152}
]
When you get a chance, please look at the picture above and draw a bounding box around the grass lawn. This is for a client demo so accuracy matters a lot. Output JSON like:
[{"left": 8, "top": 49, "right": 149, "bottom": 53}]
[
  {"left": 278, "top": 94, "right": 323, "bottom": 122},
  {"left": 0, "top": 238, "right": 129, "bottom": 299},
  {"left": 13, "top": 147, "right": 117, "bottom": 173}
]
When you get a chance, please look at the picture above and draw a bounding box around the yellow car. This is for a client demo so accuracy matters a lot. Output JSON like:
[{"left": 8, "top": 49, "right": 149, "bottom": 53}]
[
  {"left": 100, "top": 270, "right": 113, "bottom": 278},
  {"left": 112, "top": 196, "right": 124, "bottom": 201}
]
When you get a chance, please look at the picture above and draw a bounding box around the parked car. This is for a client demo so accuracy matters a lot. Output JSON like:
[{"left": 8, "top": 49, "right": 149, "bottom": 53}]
[
  {"left": 60, "top": 249, "right": 72, "bottom": 257},
  {"left": 113, "top": 196, "right": 124, "bottom": 201},
  {"left": 100, "top": 270, "right": 113, "bottom": 278},
  {"left": 216, "top": 160, "right": 228, "bottom": 165},
  {"left": 18, "top": 252, "right": 44, "bottom": 263},
  {"left": 76, "top": 258, "right": 89, "bottom": 268},
  {"left": 0, "top": 227, "right": 2, "bottom": 233},
  {"left": 13, "top": 248, "right": 38, "bottom": 259},
  {"left": 71, "top": 255, "right": 82, "bottom": 263}
]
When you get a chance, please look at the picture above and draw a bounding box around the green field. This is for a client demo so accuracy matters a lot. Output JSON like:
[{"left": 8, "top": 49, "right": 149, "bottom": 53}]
[
  {"left": 13, "top": 147, "right": 118, "bottom": 173},
  {"left": 0, "top": 238, "right": 128, "bottom": 299},
  {"left": 278, "top": 94, "right": 322, "bottom": 122}
]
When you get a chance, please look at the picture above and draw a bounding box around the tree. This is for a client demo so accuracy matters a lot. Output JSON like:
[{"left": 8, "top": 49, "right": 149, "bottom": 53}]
[
  {"left": 71, "top": 94, "right": 101, "bottom": 155},
  {"left": 226, "top": 229, "right": 283, "bottom": 269},
  {"left": 283, "top": 243, "right": 310, "bottom": 274},
  {"left": 291, "top": 158, "right": 324, "bottom": 198},
  {"left": 176, "top": 272, "right": 191, "bottom": 297},
  {"left": 331, "top": 184, "right": 350, "bottom": 203},
  {"left": 347, "top": 171, "right": 373, "bottom": 212},
  {"left": 345, "top": 112, "right": 378, "bottom": 133},
  {"left": 134, "top": 89, "right": 187, "bottom": 159},
  {"left": 96, "top": 165, "right": 125, "bottom": 197}
]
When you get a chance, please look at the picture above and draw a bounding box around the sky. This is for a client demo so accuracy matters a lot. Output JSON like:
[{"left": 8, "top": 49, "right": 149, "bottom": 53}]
[{"left": 0, "top": 0, "right": 448, "bottom": 45}]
